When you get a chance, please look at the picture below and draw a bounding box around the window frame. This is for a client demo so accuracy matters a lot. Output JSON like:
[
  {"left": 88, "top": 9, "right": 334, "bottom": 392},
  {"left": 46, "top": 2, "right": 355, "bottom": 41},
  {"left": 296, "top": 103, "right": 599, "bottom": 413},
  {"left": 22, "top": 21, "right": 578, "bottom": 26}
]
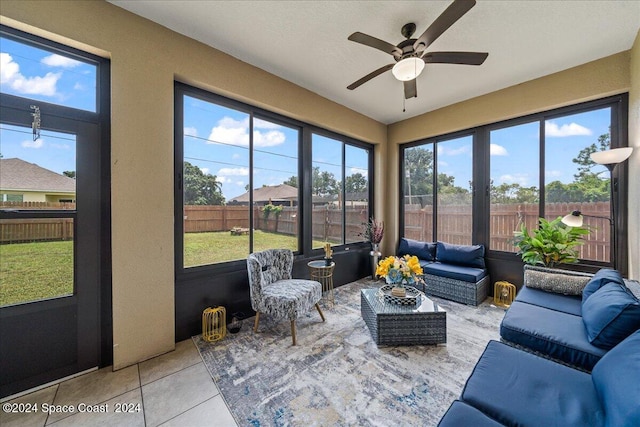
[
  {"left": 174, "top": 82, "right": 375, "bottom": 279},
  {"left": 399, "top": 93, "right": 629, "bottom": 273}
]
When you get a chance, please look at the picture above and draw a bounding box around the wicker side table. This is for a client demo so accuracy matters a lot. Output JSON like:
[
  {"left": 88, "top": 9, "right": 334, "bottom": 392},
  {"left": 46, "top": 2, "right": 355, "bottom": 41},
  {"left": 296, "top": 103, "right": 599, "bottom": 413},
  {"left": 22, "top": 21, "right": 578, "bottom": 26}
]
[{"left": 308, "top": 260, "right": 335, "bottom": 306}]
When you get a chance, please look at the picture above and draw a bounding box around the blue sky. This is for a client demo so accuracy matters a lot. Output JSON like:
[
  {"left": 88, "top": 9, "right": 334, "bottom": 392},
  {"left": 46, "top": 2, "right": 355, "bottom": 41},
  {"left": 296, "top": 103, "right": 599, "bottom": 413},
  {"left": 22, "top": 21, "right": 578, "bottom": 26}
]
[{"left": 2, "top": 35, "right": 610, "bottom": 200}]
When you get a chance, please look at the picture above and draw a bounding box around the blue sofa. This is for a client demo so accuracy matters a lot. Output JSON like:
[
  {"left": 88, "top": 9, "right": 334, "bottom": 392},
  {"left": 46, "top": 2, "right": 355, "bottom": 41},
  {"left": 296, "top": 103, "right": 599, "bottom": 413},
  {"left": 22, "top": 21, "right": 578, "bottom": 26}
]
[
  {"left": 438, "top": 331, "right": 640, "bottom": 427},
  {"left": 500, "top": 267, "right": 640, "bottom": 371},
  {"left": 438, "top": 267, "right": 640, "bottom": 426},
  {"left": 397, "top": 238, "right": 489, "bottom": 306}
]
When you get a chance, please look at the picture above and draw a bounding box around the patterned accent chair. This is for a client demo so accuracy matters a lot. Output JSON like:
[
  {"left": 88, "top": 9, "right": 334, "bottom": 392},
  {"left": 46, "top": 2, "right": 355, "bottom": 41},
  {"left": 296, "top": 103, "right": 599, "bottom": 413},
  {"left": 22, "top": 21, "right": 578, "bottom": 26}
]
[{"left": 247, "top": 249, "right": 325, "bottom": 345}]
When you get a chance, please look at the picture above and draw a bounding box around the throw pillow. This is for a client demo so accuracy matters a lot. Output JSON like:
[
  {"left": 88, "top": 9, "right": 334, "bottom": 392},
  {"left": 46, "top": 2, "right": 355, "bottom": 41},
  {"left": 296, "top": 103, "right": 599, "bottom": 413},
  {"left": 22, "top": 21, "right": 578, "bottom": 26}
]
[
  {"left": 582, "top": 268, "right": 625, "bottom": 303},
  {"left": 523, "top": 265, "right": 591, "bottom": 296},
  {"left": 582, "top": 282, "right": 640, "bottom": 349},
  {"left": 397, "top": 238, "right": 436, "bottom": 261},
  {"left": 624, "top": 279, "right": 640, "bottom": 299},
  {"left": 591, "top": 331, "right": 640, "bottom": 427},
  {"left": 435, "top": 241, "right": 485, "bottom": 269}
]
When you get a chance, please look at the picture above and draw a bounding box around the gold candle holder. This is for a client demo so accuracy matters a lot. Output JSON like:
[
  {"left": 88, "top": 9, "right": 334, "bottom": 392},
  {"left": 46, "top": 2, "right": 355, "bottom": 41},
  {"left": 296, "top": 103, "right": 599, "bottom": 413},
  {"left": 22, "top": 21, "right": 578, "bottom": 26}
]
[{"left": 202, "top": 306, "right": 226, "bottom": 342}]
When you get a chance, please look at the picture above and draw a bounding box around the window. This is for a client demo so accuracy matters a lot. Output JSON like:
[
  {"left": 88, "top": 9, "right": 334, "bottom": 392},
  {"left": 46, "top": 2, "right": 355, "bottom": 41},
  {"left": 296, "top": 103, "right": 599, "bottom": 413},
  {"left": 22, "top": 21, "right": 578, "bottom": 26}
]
[
  {"left": 402, "top": 134, "right": 474, "bottom": 244},
  {"left": 176, "top": 83, "right": 373, "bottom": 272},
  {"left": 401, "top": 94, "right": 628, "bottom": 271},
  {"left": 0, "top": 35, "right": 98, "bottom": 112},
  {"left": 489, "top": 121, "right": 540, "bottom": 252},
  {"left": 180, "top": 95, "right": 301, "bottom": 267},
  {"left": 311, "top": 133, "right": 371, "bottom": 248}
]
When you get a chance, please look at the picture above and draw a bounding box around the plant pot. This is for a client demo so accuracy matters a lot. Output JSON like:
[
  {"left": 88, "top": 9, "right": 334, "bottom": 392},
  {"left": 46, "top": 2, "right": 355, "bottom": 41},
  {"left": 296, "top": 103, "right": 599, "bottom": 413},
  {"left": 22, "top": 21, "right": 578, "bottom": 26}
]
[{"left": 370, "top": 243, "right": 381, "bottom": 279}]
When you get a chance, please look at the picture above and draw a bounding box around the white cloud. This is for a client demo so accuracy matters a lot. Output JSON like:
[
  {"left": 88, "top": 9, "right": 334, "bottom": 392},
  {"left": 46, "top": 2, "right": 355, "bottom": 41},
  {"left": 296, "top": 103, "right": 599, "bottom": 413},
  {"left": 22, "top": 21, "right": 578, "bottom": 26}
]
[
  {"left": 236, "top": 180, "right": 244, "bottom": 187},
  {"left": 545, "top": 121, "right": 592, "bottom": 137},
  {"left": 546, "top": 170, "right": 562, "bottom": 178},
  {"left": 41, "top": 54, "right": 82, "bottom": 68},
  {"left": 1, "top": 53, "right": 60, "bottom": 96},
  {"left": 253, "top": 118, "right": 282, "bottom": 129},
  {"left": 490, "top": 144, "right": 508, "bottom": 156},
  {"left": 499, "top": 173, "right": 529, "bottom": 186},
  {"left": 184, "top": 126, "right": 198, "bottom": 137},
  {"left": 218, "top": 167, "right": 249, "bottom": 176},
  {"left": 349, "top": 167, "right": 367, "bottom": 175},
  {"left": 21, "top": 138, "right": 44, "bottom": 148},
  {"left": 232, "top": 153, "right": 242, "bottom": 160},
  {"left": 207, "top": 116, "right": 285, "bottom": 147},
  {"left": 217, "top": 176, "right": 229, "bottom": 184},
  {"left": 437, "top": 144, "right": 471, "bottom": 156},
  {"left": 199, "top": 167, "right": 210, "bottom": 175}
]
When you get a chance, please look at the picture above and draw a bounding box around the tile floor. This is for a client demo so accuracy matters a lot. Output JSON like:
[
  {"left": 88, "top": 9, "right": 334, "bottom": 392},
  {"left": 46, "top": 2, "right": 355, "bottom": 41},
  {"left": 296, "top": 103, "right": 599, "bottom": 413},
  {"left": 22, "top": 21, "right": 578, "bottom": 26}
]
[{"left": 0, "top": 339, "right": 238, "bottom": 427}]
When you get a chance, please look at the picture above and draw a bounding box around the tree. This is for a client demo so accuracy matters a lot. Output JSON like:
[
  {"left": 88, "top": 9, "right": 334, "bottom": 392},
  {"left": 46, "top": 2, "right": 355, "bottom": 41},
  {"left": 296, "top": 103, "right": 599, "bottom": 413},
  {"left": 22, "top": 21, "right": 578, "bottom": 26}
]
[
  {"left": 283, "top": 176, "right": 298, "bottom": 188},
  {"left": 183, "top": 161, "right": 225, "bottom": 205},
  {"left": 312, "top": 167, "right": 339, "bottom": 196},
  {"left": 345, "top": 172, "right": 367, "bottom": 194},
  {"left": 63, "top": 171, "right": 76, "bottom": 179},
  {"left": 573, "top": 133, "right": 610, "bottom": 181}
]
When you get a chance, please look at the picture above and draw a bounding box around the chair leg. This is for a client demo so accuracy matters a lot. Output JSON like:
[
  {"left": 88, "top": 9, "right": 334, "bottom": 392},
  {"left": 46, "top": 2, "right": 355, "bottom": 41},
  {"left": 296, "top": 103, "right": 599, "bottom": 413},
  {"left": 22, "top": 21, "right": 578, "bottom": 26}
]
[
  {"left": 291, "top": 320, "right": 297, "bottom": 346},
  {"left": 315, "top": 303, "right": 326, "bottom": 322},
  {"left": 254, "top": 312, "right": 260, "bottom": 332}
]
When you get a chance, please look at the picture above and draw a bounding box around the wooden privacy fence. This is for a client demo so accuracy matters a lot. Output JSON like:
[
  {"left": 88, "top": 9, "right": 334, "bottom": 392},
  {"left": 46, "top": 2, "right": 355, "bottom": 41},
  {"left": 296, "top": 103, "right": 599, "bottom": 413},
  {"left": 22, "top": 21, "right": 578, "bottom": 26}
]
[
  {"left": 1, "top": 201, "right": 613, "bottom": 262},
  {"left": 405, "top": 202, "right": 612, "bottom": 262}
]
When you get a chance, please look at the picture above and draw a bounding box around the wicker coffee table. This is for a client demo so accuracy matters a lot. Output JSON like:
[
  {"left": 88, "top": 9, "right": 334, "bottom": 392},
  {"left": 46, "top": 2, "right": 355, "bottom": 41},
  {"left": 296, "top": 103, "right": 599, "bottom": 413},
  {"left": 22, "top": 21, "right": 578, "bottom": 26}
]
[{"left": 361, "top": 287, "right": 446, "bottom": 345}]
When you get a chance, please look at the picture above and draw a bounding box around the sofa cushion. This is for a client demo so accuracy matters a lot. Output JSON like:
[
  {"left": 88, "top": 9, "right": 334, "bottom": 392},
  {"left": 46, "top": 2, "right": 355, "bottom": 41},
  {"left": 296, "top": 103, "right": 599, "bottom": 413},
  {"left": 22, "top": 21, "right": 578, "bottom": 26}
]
[
  {"left": 592, "top": 331, "right": 640, "bottom": 427},
  {"left": 397, "top": 238, "right": 436, "bottom": 261},
  {"left": 437, "top": 401, "right": 504, "bottom": 427},
  {"left": 461, "top": 340, "right": 604, "bottom": 427},
  {"left": 435, "top": 241, "right": 485, "bottom": 268},
  {"left": 515, "top": 285, "right": 582, "bottom": 316},
  {"left": 523, "top": 265, "right": 592, "bottom": 295},
  {"left": 582, "top": 268, "right": 624, "bottom": 302},
  {"left": 582, "top": 282, "right": 640, "bottom": 349},
  {"left": 423, "top": 262, "right": 487, "bottom": 283},
  {"left": 500, "top": 301, "right": 606, "bottom": 371}
]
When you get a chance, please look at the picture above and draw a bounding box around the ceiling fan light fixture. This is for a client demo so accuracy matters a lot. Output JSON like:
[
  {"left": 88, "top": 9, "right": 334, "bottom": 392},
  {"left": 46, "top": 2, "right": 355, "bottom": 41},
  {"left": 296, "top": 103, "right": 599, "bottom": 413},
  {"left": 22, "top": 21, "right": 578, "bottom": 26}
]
[{"left": 392, "top": 57, "right": 425, "bottom": 81}]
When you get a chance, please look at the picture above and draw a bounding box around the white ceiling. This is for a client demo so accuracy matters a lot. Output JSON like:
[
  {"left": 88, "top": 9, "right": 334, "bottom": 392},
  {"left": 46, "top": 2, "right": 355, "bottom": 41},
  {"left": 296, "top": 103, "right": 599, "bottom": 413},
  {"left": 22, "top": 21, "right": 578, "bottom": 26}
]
[{"left": 110, "top": 1, "right": 640, "bottom": 124}]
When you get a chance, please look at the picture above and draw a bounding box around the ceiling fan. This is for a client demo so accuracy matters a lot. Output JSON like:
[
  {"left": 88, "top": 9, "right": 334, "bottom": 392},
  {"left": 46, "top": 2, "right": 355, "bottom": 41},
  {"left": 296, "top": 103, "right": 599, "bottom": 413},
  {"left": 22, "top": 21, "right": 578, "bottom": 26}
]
[{"left": 347, "top": 0, "right": 488, "bottom": 99}]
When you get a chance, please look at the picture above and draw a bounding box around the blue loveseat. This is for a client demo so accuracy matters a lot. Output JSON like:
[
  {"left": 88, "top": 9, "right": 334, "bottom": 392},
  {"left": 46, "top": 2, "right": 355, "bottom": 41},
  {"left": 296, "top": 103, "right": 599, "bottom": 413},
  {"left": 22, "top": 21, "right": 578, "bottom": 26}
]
[
  {"left": 397, "top": 238, "right": 489, "bottom": 305},
  {"left": 438, "top": 268, "right": 640, "bottom": 426}
]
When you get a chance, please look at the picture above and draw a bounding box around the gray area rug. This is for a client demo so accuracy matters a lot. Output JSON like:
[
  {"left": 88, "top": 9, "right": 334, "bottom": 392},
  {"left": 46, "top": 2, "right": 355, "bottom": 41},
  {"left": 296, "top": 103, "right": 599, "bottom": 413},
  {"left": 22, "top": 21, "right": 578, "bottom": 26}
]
[{"left": 194, "top": 279, "right": 507, "bottom": 427}]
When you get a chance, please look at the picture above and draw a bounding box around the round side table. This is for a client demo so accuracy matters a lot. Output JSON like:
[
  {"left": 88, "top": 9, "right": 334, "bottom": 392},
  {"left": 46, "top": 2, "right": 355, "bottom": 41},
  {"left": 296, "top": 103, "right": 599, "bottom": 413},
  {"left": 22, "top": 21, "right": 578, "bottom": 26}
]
[{"left": 307, "top": 260, "right": 335, "bottom": 307}]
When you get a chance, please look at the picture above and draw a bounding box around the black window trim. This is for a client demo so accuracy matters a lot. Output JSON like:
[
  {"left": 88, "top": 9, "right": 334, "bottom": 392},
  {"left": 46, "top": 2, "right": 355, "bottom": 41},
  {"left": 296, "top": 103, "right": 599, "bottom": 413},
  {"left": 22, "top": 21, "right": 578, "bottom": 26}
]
[{"left": 174, "top": 82, "right": 375, "bottom": 280}]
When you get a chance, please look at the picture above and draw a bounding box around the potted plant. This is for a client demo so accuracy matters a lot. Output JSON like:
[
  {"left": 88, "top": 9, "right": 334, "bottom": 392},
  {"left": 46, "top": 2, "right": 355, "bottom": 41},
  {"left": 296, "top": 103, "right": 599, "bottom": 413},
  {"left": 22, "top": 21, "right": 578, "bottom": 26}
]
[
  {"left": 513, "top": 216, "right": 590, "bottom": 267},
  {"left": 513, "top": 217, "right": 592, "bottom": 294}
]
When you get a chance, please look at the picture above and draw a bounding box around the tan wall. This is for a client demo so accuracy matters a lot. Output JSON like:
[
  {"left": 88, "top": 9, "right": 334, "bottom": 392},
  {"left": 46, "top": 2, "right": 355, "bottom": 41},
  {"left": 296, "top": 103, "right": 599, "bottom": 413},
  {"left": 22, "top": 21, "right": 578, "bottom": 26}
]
[
  {"left": 0, "top": 0, "right": 386, "bottom": 369},
  {"left": 386, "top": 52, "right": 634, "bottom": 266},
  {"left": 628, "top": 30, "right": 640, "bottom": 280}
]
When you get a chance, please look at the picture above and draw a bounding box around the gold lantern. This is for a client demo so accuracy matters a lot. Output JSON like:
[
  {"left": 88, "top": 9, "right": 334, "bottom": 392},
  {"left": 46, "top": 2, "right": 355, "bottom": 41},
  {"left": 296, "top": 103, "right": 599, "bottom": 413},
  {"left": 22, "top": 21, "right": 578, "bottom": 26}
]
[
  {"left": 494, "top": 281, "right": 516, "bottom": 308},
  {"left": 202, "top": 306, "right": 226, "bottom": 342}
]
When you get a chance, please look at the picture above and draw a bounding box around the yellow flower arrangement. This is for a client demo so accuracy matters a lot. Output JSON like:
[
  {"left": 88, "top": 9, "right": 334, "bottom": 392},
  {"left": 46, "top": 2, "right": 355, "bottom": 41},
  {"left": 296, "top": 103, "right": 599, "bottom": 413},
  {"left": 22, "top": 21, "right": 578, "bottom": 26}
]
[{"left": 375, "top": 254, "right": 424, "bottom": 286}]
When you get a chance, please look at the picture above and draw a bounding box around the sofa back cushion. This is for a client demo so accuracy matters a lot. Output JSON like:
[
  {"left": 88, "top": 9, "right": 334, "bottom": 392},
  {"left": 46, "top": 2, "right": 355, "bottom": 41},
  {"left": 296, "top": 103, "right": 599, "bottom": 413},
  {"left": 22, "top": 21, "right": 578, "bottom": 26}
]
[
  {"left": 397, "top": 238, "right": 436, "bottom": 261},
  {"left": 523, "top": 265, "right": 592, "bottom": 296},
  {"left": 582, "top": 268, "right": 624, "bottom": 303},
  {"left": 435, "top": 241, "right": 485, "bottom": 269},
  {"left": 582, "top": 282, "right": 640, "bottom": 349},
  {"left": 592, "top": 330, "right": 640, "bottom": 427}
]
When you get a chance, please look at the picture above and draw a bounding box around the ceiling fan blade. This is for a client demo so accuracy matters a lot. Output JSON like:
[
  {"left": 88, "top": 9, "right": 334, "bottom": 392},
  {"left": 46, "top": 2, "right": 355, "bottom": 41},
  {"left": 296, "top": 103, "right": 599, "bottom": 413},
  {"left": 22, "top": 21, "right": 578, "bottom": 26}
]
[
  {"left": 347, "top": 64, "right": 394, "bottom": 90},
  {"left": 404, "top": 79, "right": 417, "bottom": 99},
  {"left": 348, "top": 32, "right": 402, "bottom": 57},
  {"left": 413, "top": 0, "right": 476, "bottom": 52},
  {"left": 423, "top": 51, "right": 488, "bottom": 65}
]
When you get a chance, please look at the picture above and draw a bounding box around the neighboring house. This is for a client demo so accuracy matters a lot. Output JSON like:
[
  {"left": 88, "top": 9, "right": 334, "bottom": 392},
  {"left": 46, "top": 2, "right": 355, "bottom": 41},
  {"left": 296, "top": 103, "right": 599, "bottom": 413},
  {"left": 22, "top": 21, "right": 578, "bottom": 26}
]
[
  {"left": 228, "top": 183, "right": 298, "bottom": 206},
  {"left": 0, "top": 158, "right": 76, "bottom": 203}
]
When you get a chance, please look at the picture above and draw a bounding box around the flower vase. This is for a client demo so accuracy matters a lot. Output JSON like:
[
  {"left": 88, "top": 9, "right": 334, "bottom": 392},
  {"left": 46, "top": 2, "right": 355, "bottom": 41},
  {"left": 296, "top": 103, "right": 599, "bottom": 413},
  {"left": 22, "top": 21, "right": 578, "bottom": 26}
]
[{"left": 370, "top": 243, "right": 381, "bottom": 279}]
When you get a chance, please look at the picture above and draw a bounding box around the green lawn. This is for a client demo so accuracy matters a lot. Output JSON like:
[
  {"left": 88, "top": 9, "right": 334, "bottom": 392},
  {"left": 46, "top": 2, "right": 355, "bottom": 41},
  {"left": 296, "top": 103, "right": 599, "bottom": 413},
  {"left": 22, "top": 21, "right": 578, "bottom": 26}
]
[{"left": 0, "top": 231, "right": 325, "bottom": 306}]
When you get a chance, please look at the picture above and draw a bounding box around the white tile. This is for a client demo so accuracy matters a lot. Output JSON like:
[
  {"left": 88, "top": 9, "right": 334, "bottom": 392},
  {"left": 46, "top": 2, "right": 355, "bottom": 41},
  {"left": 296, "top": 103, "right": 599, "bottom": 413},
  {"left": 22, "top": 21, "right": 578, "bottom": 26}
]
[
  {"left": 0, "top": 385, "right": 57, "bottom": 427},
  {"left": 139, "top": 339, "right": 201, "bottom": 385},
  {"left": 47, "top": 365, "right": 139, "bottom": 424},
  {"left": 159, "top": 395, "right": 237, "bottom": 427},
  {"left": 45, "top": 389, "right": 144, "bottom": 427},
  {"left": 142, "top": 363, "right": 219, "bottom": 427}
]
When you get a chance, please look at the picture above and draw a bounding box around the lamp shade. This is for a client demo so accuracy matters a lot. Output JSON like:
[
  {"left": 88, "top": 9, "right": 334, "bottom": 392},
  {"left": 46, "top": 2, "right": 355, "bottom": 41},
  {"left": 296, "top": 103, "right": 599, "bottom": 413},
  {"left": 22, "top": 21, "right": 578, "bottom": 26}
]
[
  {"left": 392, "top": 57, "right": 425, "bottom": 81},
  {"left": 590, "top": 147, "right": 633, "bottom": 165},
  {"left": 561, "top": 210, "right": 584, "bottom": 227}
]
